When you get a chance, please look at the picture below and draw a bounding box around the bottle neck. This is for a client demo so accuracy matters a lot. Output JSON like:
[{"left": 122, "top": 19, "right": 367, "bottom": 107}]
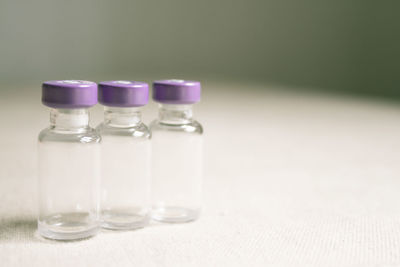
[
  {"left": 104, "top": 106, "right": 142, "bottom": 128},
  {"left": 158, "top": 104, "right": 193, "bottom": 125},
  {"left": 50, "top": 108, "right": 89, "bottom": 133}
]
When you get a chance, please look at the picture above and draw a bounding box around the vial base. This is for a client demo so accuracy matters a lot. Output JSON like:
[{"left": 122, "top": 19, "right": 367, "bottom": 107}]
[
  {"left": 101, "top": 210, "right": 149, "bottom": 230},
  {"left": 151, "top": 206, "right": 200, "bottom": 223},
  {"left": 38, "top": 212, "right": 99, "bottom": 240}
]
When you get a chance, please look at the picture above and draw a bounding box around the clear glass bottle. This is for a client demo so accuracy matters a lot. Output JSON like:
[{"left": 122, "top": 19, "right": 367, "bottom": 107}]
[
  {"left": 96, "top": 81, "right": 151, "bottom": 230},
  {"left": 38, "top": 80, "right": 100, "bottom": 240},
  {"left": 150, "top": 79, "right": 203, "bottom": 223}
]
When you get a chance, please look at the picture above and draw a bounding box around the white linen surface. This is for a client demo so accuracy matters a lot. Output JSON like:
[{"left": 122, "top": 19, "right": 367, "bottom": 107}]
[{"left": 1, "top": 82, "right": 400, "bottom": 267}]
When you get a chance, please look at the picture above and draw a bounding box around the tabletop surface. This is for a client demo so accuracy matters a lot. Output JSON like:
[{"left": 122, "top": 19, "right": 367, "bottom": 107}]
[{"left": 1, "top": 81, "right": 400, "bottom": 267}]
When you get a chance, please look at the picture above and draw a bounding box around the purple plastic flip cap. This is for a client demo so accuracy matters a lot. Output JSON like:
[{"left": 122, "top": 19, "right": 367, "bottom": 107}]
[
  {"left": 98, "top": 80, "right": 149, "bottom": 107},
  {"left": 42, "top": 80, "right": 98, "bottom": 108},
  {"left": 153, "top": 79, "right": 201, "bottom": 104}
]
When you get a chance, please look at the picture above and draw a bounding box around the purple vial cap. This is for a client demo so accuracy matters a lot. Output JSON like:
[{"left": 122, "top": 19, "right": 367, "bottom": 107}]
[
  {"left": 98, "top": 81, "right": 149, "bottom": 107},
  {"left": 153, "top": 79, "right": 201, "bottom": 104},
  {"left": 42, "top": 80, "right": 98, "bottom": 108}
]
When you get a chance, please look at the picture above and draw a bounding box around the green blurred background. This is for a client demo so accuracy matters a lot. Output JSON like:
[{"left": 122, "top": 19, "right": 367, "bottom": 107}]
[{"left": 0, "top": 0, "right": 399, "bottom": 97}]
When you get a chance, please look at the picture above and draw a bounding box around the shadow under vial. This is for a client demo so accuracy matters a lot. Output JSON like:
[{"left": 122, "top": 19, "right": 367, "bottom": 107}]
[{"left": 0, "top": 217, "right": 37, "bottom": 243}]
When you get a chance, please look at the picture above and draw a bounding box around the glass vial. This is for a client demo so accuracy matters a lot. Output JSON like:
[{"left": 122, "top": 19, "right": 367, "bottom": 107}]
[
  {"left": 38, "top": 80, "right": 100, "bottom": 240},
  {"left": 150, "top": 79, "right": 203, "bottom": 223},
  {"left": 96, "top": 81, "right": 151, "bottom": 230}
]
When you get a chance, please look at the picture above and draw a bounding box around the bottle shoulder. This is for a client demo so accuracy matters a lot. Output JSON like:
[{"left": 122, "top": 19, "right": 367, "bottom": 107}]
[
  {"left": 38, "top": 127, "right": 101, "bottom": 144},
  {"left": 96, "top": 122, "right": 151, "bottom": 139},
  {"left": 149, "top": 119, "right": 203, "bottom": 135}
]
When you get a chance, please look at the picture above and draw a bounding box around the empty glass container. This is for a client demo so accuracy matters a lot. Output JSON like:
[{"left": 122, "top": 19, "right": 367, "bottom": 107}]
[
  {"left": 96, "top": 81, "right": 151, "bottom": 230},
  {"left": 38, "top": 80, "right": 100, "bottom": 240},
  {"left": 150, "top": 79, "right": 203, "bottom": 223}
]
